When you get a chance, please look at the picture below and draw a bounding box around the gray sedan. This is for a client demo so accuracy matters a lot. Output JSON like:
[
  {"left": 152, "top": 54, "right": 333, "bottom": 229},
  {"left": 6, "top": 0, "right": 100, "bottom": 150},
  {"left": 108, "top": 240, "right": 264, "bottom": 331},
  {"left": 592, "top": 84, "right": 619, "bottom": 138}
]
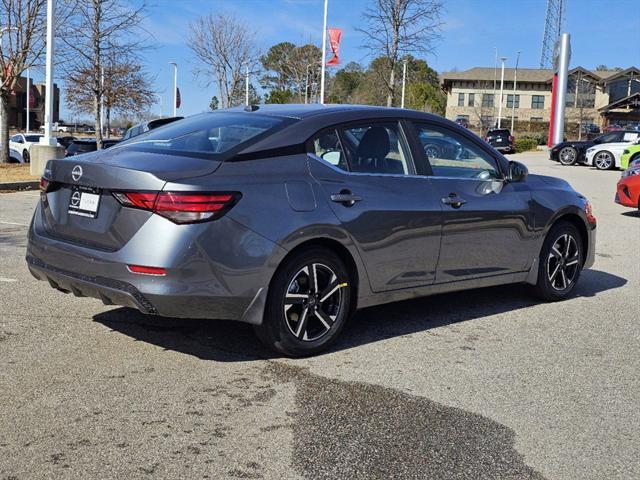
[{"left": 27, "top": 105, "right": 596, "bottom": 356}]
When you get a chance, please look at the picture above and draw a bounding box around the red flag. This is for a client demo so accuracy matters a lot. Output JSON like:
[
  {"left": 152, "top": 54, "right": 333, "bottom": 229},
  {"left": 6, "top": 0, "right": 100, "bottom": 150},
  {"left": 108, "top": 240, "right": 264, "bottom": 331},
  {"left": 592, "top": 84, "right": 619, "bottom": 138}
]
[
  {"left": 175, "top": 87, "right": 181, "bottom": 109},
  {"left": 29, "top": 85, "right": 38, "bottom": 108},
  {"left": 326, "top": 28, "right": 342, "bottom": 66}
]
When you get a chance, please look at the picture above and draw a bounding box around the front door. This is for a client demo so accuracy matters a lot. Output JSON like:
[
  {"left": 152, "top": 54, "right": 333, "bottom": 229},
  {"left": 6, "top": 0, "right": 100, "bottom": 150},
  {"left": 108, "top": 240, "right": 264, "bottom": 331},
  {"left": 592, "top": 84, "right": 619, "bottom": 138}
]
[
  {"left": 307, "top": 121, "right": 442, "bottom": 292},
  {"left": 411, "top": 121, "right": 535, "bottom": 284}
]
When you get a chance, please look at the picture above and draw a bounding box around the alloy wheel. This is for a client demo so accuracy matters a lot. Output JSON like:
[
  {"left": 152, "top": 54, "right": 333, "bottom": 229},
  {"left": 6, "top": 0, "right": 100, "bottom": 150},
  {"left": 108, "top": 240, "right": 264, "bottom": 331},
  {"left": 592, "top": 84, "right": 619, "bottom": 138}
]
[
  {"left": 283, "top": 263, "right": 346, "bottom": 341},
  {"left": 546, "top": 234, "right": 580, "bottom": 291},
  {"left": 559, "top": 147, "right": 576, "bottom": 165},
  {"left": 594, "top": 152, "right": 613, "bottom": 170}
]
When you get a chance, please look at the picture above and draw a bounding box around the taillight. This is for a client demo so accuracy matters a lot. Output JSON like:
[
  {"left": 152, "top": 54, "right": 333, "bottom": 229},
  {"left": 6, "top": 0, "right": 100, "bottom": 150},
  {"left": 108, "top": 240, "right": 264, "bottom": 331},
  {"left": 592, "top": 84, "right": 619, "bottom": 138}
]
[
  {"left": 39, "top": 177, "right": 50, "bottom": 193},
  {"left": 509, "top": 135, "right": 514, "bottom": 142},
  {"left": 112, "top": 191, "right": 240, "bottom": 224},
  {"left": 585, "top": 201, "right": 596, "bottom": 227},
  {"left": 127, "top": 265, "right": 166, "bottom": 276}
]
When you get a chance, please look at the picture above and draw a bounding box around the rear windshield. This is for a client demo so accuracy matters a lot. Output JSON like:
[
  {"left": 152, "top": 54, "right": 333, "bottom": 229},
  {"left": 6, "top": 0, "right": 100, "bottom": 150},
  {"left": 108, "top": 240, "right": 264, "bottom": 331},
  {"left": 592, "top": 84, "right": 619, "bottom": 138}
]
[
  {"left": 488, "top": 130, "right": 510, "bottom": 136},
  {"left": 115, "top": 112, "right": 287, "bottom": 159}
]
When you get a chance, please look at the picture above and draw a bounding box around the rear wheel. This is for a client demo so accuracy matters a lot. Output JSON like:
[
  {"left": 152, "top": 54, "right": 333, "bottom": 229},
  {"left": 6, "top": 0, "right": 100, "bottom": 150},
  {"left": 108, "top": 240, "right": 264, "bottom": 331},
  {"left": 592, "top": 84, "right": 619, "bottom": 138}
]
[
  {"left": 594, "top": 151, "right": 614, "bottom": 170},
  {"left": 254, "top": 247, "right": 352, "bottom": 357},
  {"left": 533, "top": 221, "right": 583, "bottom": 301},
  {"left": 22, "top": 150, "right": 30, "bottom": 163},
  {"left": 558, "top": 146, "right": 577, "bottom": 165}
]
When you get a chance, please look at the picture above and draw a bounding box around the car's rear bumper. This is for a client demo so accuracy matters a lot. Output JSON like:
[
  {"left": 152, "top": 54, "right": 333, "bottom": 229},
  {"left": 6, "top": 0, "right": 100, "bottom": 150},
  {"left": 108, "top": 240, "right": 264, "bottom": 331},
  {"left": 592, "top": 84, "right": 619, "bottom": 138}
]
[
  {"left": 492, "top": 145, "right": 514, "bottom": 152},
  {"left": 26, "top": 204, "right": 286, "bottom": 324}
]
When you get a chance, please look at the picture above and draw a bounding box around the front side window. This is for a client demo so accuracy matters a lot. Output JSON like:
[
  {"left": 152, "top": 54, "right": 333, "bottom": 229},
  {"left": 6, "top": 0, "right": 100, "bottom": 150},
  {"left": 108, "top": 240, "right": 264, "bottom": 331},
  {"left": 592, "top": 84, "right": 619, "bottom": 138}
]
[
  {"left": 457, "top": 93, "right": 465, "bottom": 106},
  {"left": 414, "top": 122, "right": 500, "bottom": 179},
  {"left": 531, "top": 95, "right": 545, "bottom": 109},
  {"left": 337, "top": 122, "right": 411, "bottom": 175}
]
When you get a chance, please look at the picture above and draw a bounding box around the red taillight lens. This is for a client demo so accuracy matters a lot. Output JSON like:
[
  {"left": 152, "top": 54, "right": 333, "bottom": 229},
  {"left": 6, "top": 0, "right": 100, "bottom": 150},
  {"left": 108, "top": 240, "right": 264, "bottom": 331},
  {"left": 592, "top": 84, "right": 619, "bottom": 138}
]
[
  {"left": 113, "top": 191, "right": 240, "bottom": 224},
  {"left": 40, "top": 177, "right": 50, "bottom": 193},
  {"left": 585, "top": 202, "right": 596, "bottom": 227},
  {"left": 127, "top": 265, "right": 166, "bottom": 276},
  {"left": 509, "top": 135, "right": 514, "bottom": 142}
]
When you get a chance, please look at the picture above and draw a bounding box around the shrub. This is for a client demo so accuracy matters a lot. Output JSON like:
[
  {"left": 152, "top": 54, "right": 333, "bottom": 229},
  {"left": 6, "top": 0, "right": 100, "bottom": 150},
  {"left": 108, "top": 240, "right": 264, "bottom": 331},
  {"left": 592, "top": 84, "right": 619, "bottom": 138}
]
[{"left": 514, "top": 138, "right": 538, "bottom": 153}]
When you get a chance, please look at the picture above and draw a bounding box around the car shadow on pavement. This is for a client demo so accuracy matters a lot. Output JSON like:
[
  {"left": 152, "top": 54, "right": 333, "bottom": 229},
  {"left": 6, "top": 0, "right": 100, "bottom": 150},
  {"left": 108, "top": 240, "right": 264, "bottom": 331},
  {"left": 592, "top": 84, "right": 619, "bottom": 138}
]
[
  {"left": 621, "top": 210, "right": 639, "bottom": 217},
  {"left": 93, "top": 269, "right": 626, "bottom": 361}
]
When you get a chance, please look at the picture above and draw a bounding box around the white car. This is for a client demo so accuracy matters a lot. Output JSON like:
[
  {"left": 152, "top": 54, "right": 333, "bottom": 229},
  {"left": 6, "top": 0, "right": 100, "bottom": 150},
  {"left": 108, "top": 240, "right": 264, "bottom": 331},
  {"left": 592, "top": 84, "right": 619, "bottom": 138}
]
[
  {"left": 9, "top": 133, "right": 45, "bottom": 163},
  {"left": 585, "top": 134, "right": 640, "bottom": 170}
]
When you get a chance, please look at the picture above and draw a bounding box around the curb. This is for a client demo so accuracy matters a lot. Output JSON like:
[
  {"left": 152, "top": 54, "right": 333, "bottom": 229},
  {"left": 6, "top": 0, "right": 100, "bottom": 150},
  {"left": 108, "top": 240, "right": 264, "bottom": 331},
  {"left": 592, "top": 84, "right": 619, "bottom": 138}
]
[{"left": 0, "top": 180, "right": 39, "bottom": 192}]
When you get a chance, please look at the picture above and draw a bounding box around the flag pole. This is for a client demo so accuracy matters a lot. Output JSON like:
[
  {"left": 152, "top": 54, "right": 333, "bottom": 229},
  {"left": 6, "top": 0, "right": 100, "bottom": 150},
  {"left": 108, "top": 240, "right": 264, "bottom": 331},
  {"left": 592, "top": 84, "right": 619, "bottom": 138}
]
[{"left": 320, "top": 0, "right": 328, "bottom": 104}]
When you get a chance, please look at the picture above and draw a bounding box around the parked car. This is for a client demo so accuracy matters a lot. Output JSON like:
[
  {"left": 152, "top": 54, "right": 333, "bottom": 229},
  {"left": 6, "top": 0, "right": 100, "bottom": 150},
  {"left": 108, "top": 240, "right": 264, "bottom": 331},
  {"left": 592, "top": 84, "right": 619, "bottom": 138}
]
[
  {"left": 28, "top": 105, "right": 596, "bottom": 356},
  {"left": 65, "top": 138, "right": 120, "bottom": 157},
  {"left": 485, "top": 128, "right": 514, "bottom": 153},
  {"left": 605, "top": 124, "right": 623, "bottom": 132},
  {"left": 121, "top": 117, "right": 184, "bottom": 141},
  {"left": 8, "top": 133, "right": 62, "bottom": 163},
  {"left": 56, "top": 136, "right": 77, "bottom": 150},
  {"left": 620, "top": 143, "right": 640, "bottom": 170},
  {"left": 580, "top": 123, "right": 600, "bottom": 135},
  {"left": 9, "top": 148, "right": 24, "bottom": 163},
  {"left": 454, "top": 117, "right": 469, "bottom": 128},
  {"left": 585, "top": 138, "right": 640, "bottom": 170},
  {"left": 615, "top": 164, "right": 640, "bottom": 210},
  {"left": 549, "top": 130, "right": 640, "bottom": 166}
]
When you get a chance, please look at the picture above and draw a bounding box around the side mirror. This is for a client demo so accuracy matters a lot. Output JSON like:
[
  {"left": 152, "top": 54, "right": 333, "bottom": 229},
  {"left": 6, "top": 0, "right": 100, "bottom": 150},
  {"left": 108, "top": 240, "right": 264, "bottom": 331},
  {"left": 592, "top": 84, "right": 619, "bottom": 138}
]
[{"left": 508, "top": 160, "right": 528, "bottom": 182}]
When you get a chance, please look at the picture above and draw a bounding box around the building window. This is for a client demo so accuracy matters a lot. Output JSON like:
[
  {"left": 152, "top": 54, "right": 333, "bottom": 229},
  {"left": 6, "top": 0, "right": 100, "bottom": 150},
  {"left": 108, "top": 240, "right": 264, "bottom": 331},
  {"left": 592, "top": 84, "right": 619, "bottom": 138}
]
[
  {"left": 531, "top": 117, "right": 543, "bottom": 122},
  {"left": 482, "top": 94, "right": 494, "bottom": 107},
  {"left": 531, "top": 95, "right": 545, "bottom": 109},
  {"left": 480, "top": 115, "right": 493, "bottom": 126},
  {"left": 457, "top": 93, "right": 465, "bottom": 106},
  {"left": 468, "top": 93, "right": 475, "bottom": 107},
  {"left": 506, "top": 94, "right": 520, "bottom": 108}
]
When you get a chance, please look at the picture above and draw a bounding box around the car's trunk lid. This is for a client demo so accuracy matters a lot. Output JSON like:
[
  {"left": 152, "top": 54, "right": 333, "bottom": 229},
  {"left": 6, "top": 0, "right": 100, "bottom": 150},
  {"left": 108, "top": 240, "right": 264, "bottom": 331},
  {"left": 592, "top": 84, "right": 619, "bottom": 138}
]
[{"left": 38, "top": 150, "right": 222, "bottom": 251}]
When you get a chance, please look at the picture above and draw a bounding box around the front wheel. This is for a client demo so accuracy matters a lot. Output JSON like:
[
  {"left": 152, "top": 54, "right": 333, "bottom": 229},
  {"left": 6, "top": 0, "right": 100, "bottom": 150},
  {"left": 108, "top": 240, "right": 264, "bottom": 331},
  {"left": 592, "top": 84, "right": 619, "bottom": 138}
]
[
  {"left": 22, "top": 150, "right": 30, "bottom": 163},
  {"left": 254, "top": 247, "right": 352, "bottom": 357},
  {"left": 533, "top": 221, "right": 583, "bottom": 301}
]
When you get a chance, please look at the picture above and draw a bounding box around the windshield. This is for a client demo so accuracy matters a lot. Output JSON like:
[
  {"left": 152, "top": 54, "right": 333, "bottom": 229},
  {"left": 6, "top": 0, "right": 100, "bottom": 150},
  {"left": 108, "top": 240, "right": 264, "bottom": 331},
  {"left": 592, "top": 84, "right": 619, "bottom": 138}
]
[{"left": 116, "top": 112, "right": 286, "bottom": 159}]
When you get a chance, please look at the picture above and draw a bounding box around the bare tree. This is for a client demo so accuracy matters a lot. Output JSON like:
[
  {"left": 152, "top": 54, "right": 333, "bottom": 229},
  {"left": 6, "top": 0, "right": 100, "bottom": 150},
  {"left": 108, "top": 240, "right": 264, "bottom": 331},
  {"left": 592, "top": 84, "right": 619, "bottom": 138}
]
[
  {"left": 58, "top": 0, "right": 149, "bottom": 148},
  {"left": 357, "top": 0, "right": 443, "bottom": 107},
  {"left": 65, "top": 54, "right": 155, "bottom": 135},
  {"left": 0, "top": 0, "right": 47, "bottom": 163},
  {"left": 187, "top": 12, "right": 259, "bottom": 109}
]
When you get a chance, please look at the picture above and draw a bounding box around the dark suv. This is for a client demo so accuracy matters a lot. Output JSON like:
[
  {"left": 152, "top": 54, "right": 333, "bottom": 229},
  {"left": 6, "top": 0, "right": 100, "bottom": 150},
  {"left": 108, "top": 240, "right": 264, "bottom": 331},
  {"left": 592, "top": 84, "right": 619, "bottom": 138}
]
[{"left": 485, "top": 128, "right": 514, "bottom": 154}]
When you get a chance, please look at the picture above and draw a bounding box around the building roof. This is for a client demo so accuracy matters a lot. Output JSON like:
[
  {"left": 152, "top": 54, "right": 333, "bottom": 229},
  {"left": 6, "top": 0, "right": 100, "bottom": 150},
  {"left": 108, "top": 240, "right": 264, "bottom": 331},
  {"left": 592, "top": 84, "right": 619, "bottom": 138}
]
[{"left": 441, "top": 66, "right": 638, "bottom": 87}]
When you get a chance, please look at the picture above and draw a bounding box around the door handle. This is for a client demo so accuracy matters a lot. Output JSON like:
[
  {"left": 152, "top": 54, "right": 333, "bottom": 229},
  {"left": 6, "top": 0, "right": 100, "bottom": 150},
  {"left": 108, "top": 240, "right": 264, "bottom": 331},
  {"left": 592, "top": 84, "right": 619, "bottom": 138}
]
[
  {"left": 331, "top": 190, "right": 362, "bottom": 207},
  {"left": 441, "top": 193, "right": 467, "bottom": 208}
]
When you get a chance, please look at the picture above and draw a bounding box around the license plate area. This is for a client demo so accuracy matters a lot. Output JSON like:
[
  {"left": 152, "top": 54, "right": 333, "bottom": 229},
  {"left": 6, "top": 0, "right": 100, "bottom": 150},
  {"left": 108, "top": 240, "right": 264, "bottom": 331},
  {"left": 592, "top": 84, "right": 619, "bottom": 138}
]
[{"left": 68, "top": 186, "right": 101, "bottom": 218}]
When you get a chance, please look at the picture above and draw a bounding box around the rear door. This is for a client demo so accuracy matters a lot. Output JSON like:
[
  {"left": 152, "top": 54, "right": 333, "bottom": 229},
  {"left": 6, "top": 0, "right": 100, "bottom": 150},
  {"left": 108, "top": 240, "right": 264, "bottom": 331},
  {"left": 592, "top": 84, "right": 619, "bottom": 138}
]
[
  {"left": 410, "top": 121, "right": 534, "bottom": 284},
  {"left": 307, "top": 120, "right": 442, "bottom": 292}
]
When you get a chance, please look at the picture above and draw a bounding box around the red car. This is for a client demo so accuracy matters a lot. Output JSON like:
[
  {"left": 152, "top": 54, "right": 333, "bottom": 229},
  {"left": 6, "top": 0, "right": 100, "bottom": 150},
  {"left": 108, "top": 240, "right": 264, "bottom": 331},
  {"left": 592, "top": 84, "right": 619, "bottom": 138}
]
[{"left": 615, "top": 165, "right": 640, "bottom": 209}]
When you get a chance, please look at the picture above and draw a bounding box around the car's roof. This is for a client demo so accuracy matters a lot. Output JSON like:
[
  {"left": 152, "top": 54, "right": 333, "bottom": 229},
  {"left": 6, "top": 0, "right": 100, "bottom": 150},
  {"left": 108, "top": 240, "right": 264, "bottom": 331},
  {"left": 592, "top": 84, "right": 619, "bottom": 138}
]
[{"left": 226, "top": 103, "right": 418, "bottom": 120}]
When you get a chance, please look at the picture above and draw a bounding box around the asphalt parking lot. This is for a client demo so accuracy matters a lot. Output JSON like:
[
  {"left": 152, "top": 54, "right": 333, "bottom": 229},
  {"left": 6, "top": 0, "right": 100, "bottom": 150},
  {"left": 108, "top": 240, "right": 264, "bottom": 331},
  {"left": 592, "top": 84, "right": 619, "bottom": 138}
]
[{"left": 1, "top": 151, "right": 638, "bottom": 480}]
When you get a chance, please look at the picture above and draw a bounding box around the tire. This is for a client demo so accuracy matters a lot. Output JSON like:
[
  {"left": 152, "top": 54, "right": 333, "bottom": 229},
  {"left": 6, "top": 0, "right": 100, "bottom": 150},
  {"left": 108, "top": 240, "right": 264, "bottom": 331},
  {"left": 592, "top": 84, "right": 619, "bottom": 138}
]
[
  {"left": 594, "top": 151, "right": 614, "bottom": 170},
  {"left": 533, "top": 221, "right": 583, "bottom": 301},
  {"left": 22, "top": 150, "right": 30, "bottom": 163},
  {"left": 558, "top": 146, "right": 578, "bottom": 166},
  {"left": 254, "top": 247, "right": 353, "bottom": 357}
]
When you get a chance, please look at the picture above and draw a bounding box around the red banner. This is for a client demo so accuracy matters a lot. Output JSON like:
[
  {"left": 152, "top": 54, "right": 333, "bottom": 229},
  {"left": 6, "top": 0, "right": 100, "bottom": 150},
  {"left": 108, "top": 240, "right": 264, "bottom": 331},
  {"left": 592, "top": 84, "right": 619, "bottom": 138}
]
[
  {"left": 176, "top": 87, "right": 181, "bottom": 109},
  {"left": 29, "top": 85, "right": 38, "bottom": 108},
  {"left": 326, "top": 28, "right": 342, "bottom": 66}
]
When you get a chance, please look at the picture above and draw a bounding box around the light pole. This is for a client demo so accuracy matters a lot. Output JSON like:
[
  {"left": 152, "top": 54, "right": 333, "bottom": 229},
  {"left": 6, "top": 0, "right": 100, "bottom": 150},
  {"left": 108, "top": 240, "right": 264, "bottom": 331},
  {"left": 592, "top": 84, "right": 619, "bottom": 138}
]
[
  {"left": 492, "top": 47, "right": 498, "bottom": 120},
  {"left": 319, "top": 0, "right": 328, "bottom": 104},
  {"left": 497, "top": 56, "right": 507, "bottom": 128},
  {"left": 26, "top": 68, "right": 30, "bottom": 132},
  {"left": 169, "top": 62, "right": 177, "bottom": 116},
  {"left": 401, "top": 59, "right": 408, "bottom": 109},
  {"left": 511, "top": 51, "right": 520, "bottom": 132},
  {"left": 245, "top": 65, "right": 249, "bottom": 106},
  {"left": 41, "top": 0, "right": 57, "bottom": 147}
]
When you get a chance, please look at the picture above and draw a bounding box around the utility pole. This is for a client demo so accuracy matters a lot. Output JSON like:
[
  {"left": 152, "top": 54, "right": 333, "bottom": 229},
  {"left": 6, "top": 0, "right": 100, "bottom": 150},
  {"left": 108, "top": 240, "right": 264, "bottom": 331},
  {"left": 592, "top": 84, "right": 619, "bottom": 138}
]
[
  {"left": 511, "top": 51, "right": 520, "bottom": 132},
  {"left": 169, "top": 62, "right": 177, "bottom": 116},
  {"left": 100, "top": 66, "right": 105, "bottom": 139},
  {"left": 493, "top": 47, "right": 498, "bottom": 120},
  {"left": 497, "top": 57, "right": 507, "bottom": 128},
  {"left": 401, "top": 59, "right": 408, "bottom": 109},
  {"left": 319, "top": 0, "right": 328, "bottom": 104},
  {"left": 245, "top": 65, "right": 249, "bottom": 106},
  {"left": 42, "top": 0, "right": 56, "bottom": 146},
  {"left": 26, "top": 68, "right": 30, "bottom": 132}
]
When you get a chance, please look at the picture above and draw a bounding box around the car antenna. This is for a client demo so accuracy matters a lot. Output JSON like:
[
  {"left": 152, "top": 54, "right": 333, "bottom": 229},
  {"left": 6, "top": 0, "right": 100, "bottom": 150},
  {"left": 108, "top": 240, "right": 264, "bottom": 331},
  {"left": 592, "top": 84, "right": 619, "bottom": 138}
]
[{"left": 244, "top": 104, "right": 259, "bottom": 112}]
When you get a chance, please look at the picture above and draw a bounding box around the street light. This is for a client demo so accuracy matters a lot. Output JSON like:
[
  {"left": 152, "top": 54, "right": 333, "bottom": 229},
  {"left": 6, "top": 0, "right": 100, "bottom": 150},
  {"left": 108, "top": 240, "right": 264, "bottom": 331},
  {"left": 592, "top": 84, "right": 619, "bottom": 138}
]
[
  {"left": 497, "top": 56, "right": 507, "bottom": 128},
  {"left": 169, "top": 62, "right": 177, "bottom": 117},
  {"left": 245, "top": 65, "right": 249, "bottom": 106},
  {"left": 511, "top": 51, "right": 520, "bottom": 133}
]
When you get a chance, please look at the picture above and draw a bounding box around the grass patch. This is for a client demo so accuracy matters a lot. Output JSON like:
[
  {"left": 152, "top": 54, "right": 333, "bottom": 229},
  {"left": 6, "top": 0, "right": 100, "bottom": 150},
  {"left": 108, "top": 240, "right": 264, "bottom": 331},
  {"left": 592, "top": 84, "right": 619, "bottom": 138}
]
[{"left": 0, "top": 164, "right": 39, "bottom": 183}]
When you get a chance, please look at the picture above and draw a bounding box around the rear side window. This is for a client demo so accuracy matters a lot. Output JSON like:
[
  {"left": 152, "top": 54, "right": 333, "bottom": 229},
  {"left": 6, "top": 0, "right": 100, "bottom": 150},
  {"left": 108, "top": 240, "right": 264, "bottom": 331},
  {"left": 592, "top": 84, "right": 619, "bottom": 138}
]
[
  {"left": 310, "top": 130, "right": 349, "bottom": 172},
  {"left": 117, "top": 113, "right": 285, "bottom": 158},
  {"left": 339, "top": 123, "right": 411, "bottom": 175}
]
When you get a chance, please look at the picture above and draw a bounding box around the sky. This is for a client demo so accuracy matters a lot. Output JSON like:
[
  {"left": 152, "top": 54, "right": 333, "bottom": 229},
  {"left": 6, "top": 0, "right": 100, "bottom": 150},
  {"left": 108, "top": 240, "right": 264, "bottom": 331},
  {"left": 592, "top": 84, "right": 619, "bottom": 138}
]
[{"left": 55, "top": 0, "right": 640, "bottom": 121}]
